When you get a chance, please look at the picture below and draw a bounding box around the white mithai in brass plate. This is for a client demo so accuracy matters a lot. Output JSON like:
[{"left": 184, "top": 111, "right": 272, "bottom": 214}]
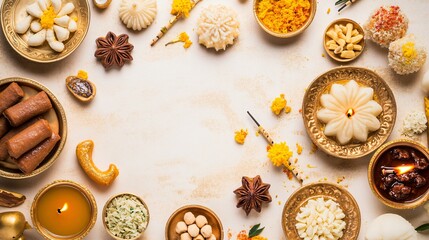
[
  {"left": 1, "top": 0, "right": 90, "bottom": 63},
  {"left": 302, "top": 67, "right": 396, "bottom": 159}
]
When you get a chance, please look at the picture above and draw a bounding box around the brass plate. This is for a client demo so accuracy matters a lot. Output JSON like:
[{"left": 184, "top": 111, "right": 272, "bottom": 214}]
[
  {"left": 253, "top": 0, "right": 316, "bottom": 38},
  {"left": 0, "top": 77, "right": 67, "bottom": 179},
  {"left": 102, "top": 193, "right": 150, "bottom": 240},
  {"left": 165, "top": 205, "right": 224, "bottom": 240},
  {"left": 31, "top": 180, "right": 97, "bottom": 240},
  {"left": 323, "top": 18, "right": 365, "bottom": 62},
  {"left": 368, "top": 139, "right": 429, "bottom": 209},
  {"left": 302, "top": 67, "right": 396, "bottom": 159},
  {"left": 282, "top": 182, "right": 361, "bottom": 240},
  {"left": 1, "top": 0, "right": 90, "bottom": 63}
]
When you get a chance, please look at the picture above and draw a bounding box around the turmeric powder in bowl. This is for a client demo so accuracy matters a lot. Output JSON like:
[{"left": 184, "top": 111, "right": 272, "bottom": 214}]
[{"left": 254, "top": 0, "right": 316, "bottom": 38}]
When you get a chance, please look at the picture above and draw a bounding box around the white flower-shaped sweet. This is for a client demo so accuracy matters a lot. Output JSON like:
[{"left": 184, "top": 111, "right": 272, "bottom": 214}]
[
  {"left": 15, "top": 0, "right": 77, "bottom": 52},
  {"left": 119, "top": 0, "right": 157, "bottom": 31},
  {"left": 197, "top": 5, "right": 239, "bottom": 51},
  {"left": 317, "top": 80, "right": 382, "bottom": 145}
]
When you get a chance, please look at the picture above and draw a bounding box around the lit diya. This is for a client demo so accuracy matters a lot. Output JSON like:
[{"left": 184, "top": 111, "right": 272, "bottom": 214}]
[
  {"left": 368, "top": 139, "right": 429, "bottom": 209},
  {"left": 31, "top": 180, "right": 97, "bottom": 239}
]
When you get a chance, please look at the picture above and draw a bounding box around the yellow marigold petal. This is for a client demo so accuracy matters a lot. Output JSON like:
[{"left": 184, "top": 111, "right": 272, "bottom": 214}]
[
  {"left": 77, "top": 70, "right": 88, "bottom": 80},
  {"left": 271, "top": 94, "right": 287, "bottom": 115},
  {"left": 234, "top": 129, "right": 248, "bottom": 144},
  {"left": 267, "top": 142, "right": 293, "bottom": 167},
  {"left": 183, "top": 40, "right": 192, "bottom": 49}
]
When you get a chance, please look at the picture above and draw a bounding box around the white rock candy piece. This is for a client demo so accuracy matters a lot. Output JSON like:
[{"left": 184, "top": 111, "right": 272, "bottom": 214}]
[
  {"left": 26, "top": 2, "right": 43, "bottom": 18},
  {"left": 187, "top": 224, "right": 199, "bottom": 238},
  {"left": 183, "top": 212, "right": 195, "bottom": 225},
  {"left": 15, "top": 15, "right": 32, "bottom": 34},
  {"left": 51, "top": 0, "right": 62, "bottom": 13},
  {"left": 46, "top": 29, "right": 64, "bottom": 52},
  {"left": 180, "top": 232, "right": 192, "bottom": 240},
  {"left": 316, "top": 80, "right": 382, "bottom": 145},
  {"left": 194, "top": 235, "right": 204, "bottom": 240},
  {"left": 57, "top": 3, "right": 75, "bottom": 17},
  {"left": 30, "top": 20, "right": 42, "bottom": 32},
  {"left": 197, "top": 5, "right": 239, "bottom": 51},
  {"left": 119, "top": 0, "right": 157, "bottom": 31},
  {"left": 175, "top": 221, "right": 187, "bottom": 234},
  {"left": 28, "top": 29, "right": 46, "bottom": 46},
  {"left": 37, "top": 0, "right": 48, "bottom": 11},
  {"left": 54, "top": 15, "right": 71, "bottom": 28},
  {"left": 200, "top": 225, "right": 212, "bottom": 238},
  {"left": 53, "top": 25, "right": 70, "bottom": 42},
  {"left": 68, "top": 19, "right": 77, "bottom": 32},
  {"left": 195, "top": 215, "right": 208, "bottom": 228}
]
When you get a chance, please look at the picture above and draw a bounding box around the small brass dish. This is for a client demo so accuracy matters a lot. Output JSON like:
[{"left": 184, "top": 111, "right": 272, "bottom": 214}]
[
  {"left": 323, "top": 18, "right": 365, "bottom": 62},
  {"left": 368, "top": 139, "right": 429, "bottom": 209},
  {"left": 0, "top": 0, "right": 90, "bottom": 63},
  {"left": 0, "top": 77, "right": 67, "bottom": 179},
  {"left": 165, "top": 205, "right": 224, "bottom": 240},
  {"left": 253, "top": 0, "right": 316, "bottom": 38},
  {"left": 30, "top": 180, "right": 97, "bottom": 240},
  {"left": 282, "top": 182, "right": 361, "bottom": 240},
  {"left": 302, "top": 67, "right": 396, "bottom": 159},
  {"left": 102, "top": 193, "right": 150, "bottom": 240}
]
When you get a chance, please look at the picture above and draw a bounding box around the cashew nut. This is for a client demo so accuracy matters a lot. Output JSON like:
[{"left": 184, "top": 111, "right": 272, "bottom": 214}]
[{"left": 76, "top": 140, "right": 119, "bottom": 186}]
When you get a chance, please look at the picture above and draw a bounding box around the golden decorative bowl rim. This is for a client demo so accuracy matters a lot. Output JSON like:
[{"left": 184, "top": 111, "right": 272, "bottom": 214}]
[
  {"left": 282, "top": 182, "right": 361, "bottom": 240},
  {"left": 0, "top": 0, "right": 91, "bottom": 63},
  {"left": 165, "top": 204, "right": 224, "bottom": 240},
  {"left": 30, "top": 180, "right": 97, "bottom": 240},
  {"left": 368, "top": 139, "right": 429, "bottom": 209},
  {"left": 323, "top": 18, "right": 365, "bottom": 62},
  {"left": 102, "top": 192, "right": 150, "bottom": 240},
  {"left": 253, "top": 0, "right": 317, "bottom": 38},
  {"left": 0, "top": 77, "right": 67, "bottom": 179},
  {"left": 302, "top": 66, "right": 397, "bottom": 159}
]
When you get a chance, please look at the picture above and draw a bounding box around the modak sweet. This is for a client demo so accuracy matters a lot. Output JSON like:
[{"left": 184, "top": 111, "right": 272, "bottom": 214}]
[
  {"left": 317, "top": 80, "right": 382, "bottom": 145},
  {"left": 119, "top": 0, "right": 157, "bottom": 31},
  {"left": 196, "top": 5, "right": 239, "bottom": 51}
]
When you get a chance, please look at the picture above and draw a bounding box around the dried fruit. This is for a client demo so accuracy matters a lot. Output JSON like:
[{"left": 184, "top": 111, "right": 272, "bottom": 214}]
[
  {"left": 66, "top": 71, "right": 96, "bottom": 102},
  {"left": 0, "top": 189, "right": 26, "bottom": 208}
]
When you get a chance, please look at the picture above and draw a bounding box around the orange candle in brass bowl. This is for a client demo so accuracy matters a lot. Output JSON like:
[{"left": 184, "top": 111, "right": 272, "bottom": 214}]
[
  {"left": 31, "top": 180, "right": 97, "bottom": 239},
  {"left": 368, "top": 139, "right": 429, "bottom": 209}
]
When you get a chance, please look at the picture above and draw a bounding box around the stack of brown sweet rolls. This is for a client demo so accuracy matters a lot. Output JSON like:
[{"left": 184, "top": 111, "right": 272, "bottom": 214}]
[{"left": 0, "top": 82, "right": 60, "bottom": 174}]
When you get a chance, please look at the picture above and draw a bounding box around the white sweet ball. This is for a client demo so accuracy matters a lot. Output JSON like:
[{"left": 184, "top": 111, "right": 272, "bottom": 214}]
[
  {"left": 207, "top": 234, "right": 217, "bottom": 240},
  {"left": 176, "top": 221, "right": 188, "bottom": 234},
  {"left": 187, "top": 224, "right": 200, "bottom": 238},
  {"left": 201, "top": 225, "right": 212, "bottom": 238},
  {"left": 180, "top": 232, "right": 192, "bottom": 240},
  {"left": 184, "top": 212, "right": 196, "bottom": 225},
  {"left": 422, "top": 71, "right": 429, "bottom": 94},
  {"left": 195, "top": 215, "right": 208, "bottom": 228},
  {"left": 193, "top": 235, "right": 204, "bottom": 240}
]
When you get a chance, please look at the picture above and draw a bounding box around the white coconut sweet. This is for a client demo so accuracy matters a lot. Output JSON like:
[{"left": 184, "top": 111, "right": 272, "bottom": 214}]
[{"left": 365, "top": 214, "right": 417, "bottom": 240}]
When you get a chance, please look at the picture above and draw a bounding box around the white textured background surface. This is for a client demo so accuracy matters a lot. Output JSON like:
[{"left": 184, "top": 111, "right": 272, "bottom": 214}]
[{"left": 0, "top": 0, "right": 429, "bottom": 239}]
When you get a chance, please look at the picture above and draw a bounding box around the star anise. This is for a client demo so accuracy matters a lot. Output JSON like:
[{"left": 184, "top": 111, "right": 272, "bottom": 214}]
[
  {"left": 95, "top": 32, "right": 134, "bottom": 69},
  {"left": 233, "top": 175, "right": 272, "bottom": 215}
]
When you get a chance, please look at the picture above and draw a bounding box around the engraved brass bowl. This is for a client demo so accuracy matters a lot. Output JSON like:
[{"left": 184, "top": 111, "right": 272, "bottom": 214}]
[
  {"left": 30, "top": 180, "right": 97, "bottom": 240},
  {"left": 302, "top": 67, "right": 396, "bottom": 159},
  {"left": 323, "top": 18, "right": 365, "bottom": 62},
  {"left": 253, "top": 0, "right": 316, "bottom": 38},
  {"left": 102, "top": 193, "right": 150, "bottom": 240},
  {"left": 368, "top": 139, "right": 429, "bottom": 209},
  {"left": 165, "top": 205, "right": 224, "bottom": 240},
  {"left": 0, "top": 77, "right": 67, "bottom": 179},
  {"left": 1, "top": 0, "right": 90, "bottom": 63},
  {"left": 282, "top": 182, "right": 361, "bottom": 240}
]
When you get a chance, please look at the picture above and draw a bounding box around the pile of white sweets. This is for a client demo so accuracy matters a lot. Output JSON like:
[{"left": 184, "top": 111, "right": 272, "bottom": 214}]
[
  {"left": 326, "top": 22, "right": 363, "bottom": 59},
  {"left": 176, "top": 212, "right": 216, "bottom": 240},
  {"left": 295, "top": 197, "right": 346, "bottom": 240}
]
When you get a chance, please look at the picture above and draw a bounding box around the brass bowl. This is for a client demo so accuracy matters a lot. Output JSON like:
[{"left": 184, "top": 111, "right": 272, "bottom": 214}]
[
  {"left": 302, "top": 67, "right": 396, "bottom": 159},
  {"left": 30, "top": 180, "right": 97, "bottom": 240},
  {"left": 253, "top": 0, "right": 316, "bottom": 38},
  {"left": 102, "top": 193, "right": 150, "bottom": 240},
  {"left": 323, "top": 18, "right": 365, "bottom": 62},
  {"left": 165, "top": 205, "right": 224, "bottom": 240},
  {"left": 282, "top": 182, "right": 361, "bottom": 240},
  {"left": 0, "top": 77, "right": 67, "bottom": 179},
  {"left": 368, "top": 139, "right": 429, "bottom": 209},
  {"left": 1, "top": 0, "right": 90, "bottom": 63}
]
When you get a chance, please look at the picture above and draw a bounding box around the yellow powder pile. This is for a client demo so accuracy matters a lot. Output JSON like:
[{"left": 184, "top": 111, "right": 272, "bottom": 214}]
[
  {"left": 257, "top": 0, "right": 311, "bottom": 34},
  {"left": 40, "top": 6, "right": 56, "bottom": 29},
  {"left": 234, "top": 129, "right": 248, "bottom": 144},
  {"left": 267, "top": 142, "right": 293, "bottom": 167}
]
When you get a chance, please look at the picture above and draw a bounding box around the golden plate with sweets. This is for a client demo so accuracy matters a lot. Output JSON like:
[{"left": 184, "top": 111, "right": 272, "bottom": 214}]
[
  {"left": 0, "top": 77, "right": 67, "bottom": 179},
  {"left": 282, "top": 182, "right": 361, "bottom": 240},
  {"left": 302, "top": 67, "right": 396, "bottom": 159},
  {"left": 1, "top": 0, "right": 90, "bottom": 63}
]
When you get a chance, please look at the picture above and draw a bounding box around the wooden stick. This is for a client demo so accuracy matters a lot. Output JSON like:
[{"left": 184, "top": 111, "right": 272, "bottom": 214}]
[{"left": 150, "top": 0, "right": 202, "bottom": 46}]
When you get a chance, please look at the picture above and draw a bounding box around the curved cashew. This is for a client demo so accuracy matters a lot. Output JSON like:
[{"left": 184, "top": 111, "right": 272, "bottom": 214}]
[{"left": 76, "top": 140, "right": 119, "bottom": 186}]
